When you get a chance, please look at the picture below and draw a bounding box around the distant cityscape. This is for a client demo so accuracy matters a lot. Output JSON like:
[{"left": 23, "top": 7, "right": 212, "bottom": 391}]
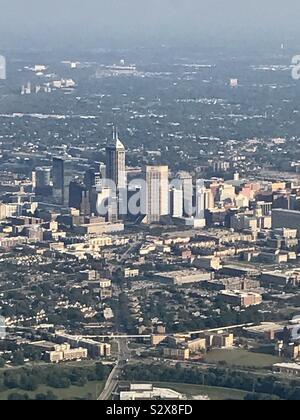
[{"left": 0, "top": 44, "right": 300, "bottom": 401}]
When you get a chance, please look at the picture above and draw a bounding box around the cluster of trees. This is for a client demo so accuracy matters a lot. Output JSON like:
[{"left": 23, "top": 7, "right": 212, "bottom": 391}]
[
  {"left": 0, "top": 363, "right": 111, "bottom": 396},
  {"left": 8, "top": 392, "right": 58, "bottom": 401},
  {"left": 124, "top": 364, "right": 300, "bottom": 400},
  {"left": 0, "top": 342, "right": 46, "bottom": 366},
  {"left": 141, "top": 289, "right": 270, "bottom": 333},
  {"left": 112, "top": 293, "right": 136, "bottom": 334}
]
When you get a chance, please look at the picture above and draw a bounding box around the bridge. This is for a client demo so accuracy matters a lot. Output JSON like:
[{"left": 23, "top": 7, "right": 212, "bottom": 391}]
[
  {"left": 82, "top": 334, "right": 151, "bottom": 339},
  {"left": 80, "top": 323, "right": 255, "bottom": 340}
]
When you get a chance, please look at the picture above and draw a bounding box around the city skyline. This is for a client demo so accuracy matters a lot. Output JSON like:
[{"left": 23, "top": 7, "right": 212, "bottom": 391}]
[{"left": 1, "top": 0, "right": 300, "bottom": 404}]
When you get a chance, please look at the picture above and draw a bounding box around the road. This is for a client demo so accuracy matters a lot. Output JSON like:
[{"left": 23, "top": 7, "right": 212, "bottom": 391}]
[
  {"left": 98, "top": 338, "right": 131, "bottom": 401},
  {"left": 119, "top": 241, "right": 142, "bottom": 263},
  {"left": 82, "top": 322, "right": 255, "bottom": 341},
  {"left": 96, "top": 323, "right": 255, "bottom": 400}
]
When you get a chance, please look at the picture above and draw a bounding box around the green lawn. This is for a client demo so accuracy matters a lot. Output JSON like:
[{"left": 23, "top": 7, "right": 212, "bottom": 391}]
[
  {"left": 152, "top": 382, "right": 247, "bottom": 400},
  {"left": 0, "top": 381, "right": 104, "bottom": 401},
  {"left": 203, "top": 348, "right": 282, "bottom": 369}
]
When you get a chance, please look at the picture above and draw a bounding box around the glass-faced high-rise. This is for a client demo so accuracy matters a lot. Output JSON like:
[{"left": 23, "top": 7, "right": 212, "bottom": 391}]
[{"left": 53, "top": 157, "right": 74, "bottom": 206}]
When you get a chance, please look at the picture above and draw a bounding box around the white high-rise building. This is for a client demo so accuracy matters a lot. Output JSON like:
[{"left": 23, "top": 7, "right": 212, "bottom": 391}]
[
  {"left": 106, "top": 127, "right": 126, "bottom": 190},
  {"left": 177, "top": 171, "right": 193, "bottom": 217},
  {"left": 171, "top": 188, "right": 183, "bottom": 218},
  {"left": 146, "top": 166, "right": 169, "bottom": 223},
  {"left": 196, "top": 180, "right": 214, "bottom": 219},
  {"left": 196, "top": 187, "right": 205, "bottom": 219}
]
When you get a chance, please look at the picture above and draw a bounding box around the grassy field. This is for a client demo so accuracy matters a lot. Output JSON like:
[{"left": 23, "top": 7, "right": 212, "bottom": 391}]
[
  {"left": 152, "top": 382, "right": 247, "bottom": 400},
  {"left": 0, "top": 381, "right": 104, "bottom": 401},
  {"left": 203, "top": 348, "right": 282, "bottom": 368}
]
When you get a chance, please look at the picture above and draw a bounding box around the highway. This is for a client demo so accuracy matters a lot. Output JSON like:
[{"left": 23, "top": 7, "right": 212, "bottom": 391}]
[
  {"left": 95, "top": 322, "right": 256, "bottom": 400},
  {"left": 119, "top": 241, "right": 142, "bottom": 263},
  {"left": 98, "top": 338, "right": 131, "bottom": 401},
  {"left": 82, "top": 322, "right": 255, "bottom": 340}
]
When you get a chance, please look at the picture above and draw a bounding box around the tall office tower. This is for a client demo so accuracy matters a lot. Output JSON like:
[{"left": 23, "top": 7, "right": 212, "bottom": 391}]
[
  {"left": 196, "top": 186, "right": 205, "bottom": 219},
  {"left": 32, "top": 171, "right": 36, "bottom": 191},
  {"left": 99, "top": 163, "right": 106, "bottom": 180},
  {"left": 53, "top": 158, "right": 64, "bottom": 204},
  {"left": 106, "top": 127, "right": 126, "bottom": 190},
  {"left": 53, "top": 157, "right": 74, "bottom": 206},
  {"left": 84, "top": 168, "right": 102, "bottom": 214},
  {"left": 171, "top": 187, "right": 183, "bottom": 218},
  {"left": 80, "top": 191, "right": 91, "bottom": 217},
  {"left": 205, "top": 189, "right": 215, "bottom": 209},
  {"left": 146, "top": 166, "right": 169, "bottom": 223},
  {"left": 69, "top": 180, "right": 88, "bottom": 213},
  {"left": 84, "top": 168, "right": 97, "bottom": 191},
  {"left": 196, "top": 180, "right": 214, "bottom": 219},
  {"left": 177, "top": 171, "right": 193, "bottom": 217},
  {"left": 69, "top": 181, "right": 91, "bottom": 216},
  {"left": 34, "top": 167, "right": 51, "bottom": 196}
]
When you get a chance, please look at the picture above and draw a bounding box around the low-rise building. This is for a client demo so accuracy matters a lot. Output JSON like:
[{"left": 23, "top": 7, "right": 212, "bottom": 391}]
[
  {"left": 244, "top": 323, "right": 283, "bottom": 341},
  {"left": 261, "top": 271, "right": 300, "bottom": 287},
  {"left": 187, "top": 338, "right": 207, "bottom": 353},
  {"left": 43, "top": 343, "right": 88, "bottom": 363},
  {"left": 152, "top": 335, "right": 168, "bottom": 346},
  {"left": 202, "top": 333, "right": 234, "bottom": 349},
  {"left": 273, "top": 363, "right": 300, "bottom": 376},
  {"left": 55, "top": 333, "right": 111, "bottom": 358},
  {"left": 219, "top": 290, "right": 262, "bottom": 307},
  {"left": 203, "top": 277, "right": 260, "bottom": 291},
  {"left": 124, "top": 268, "right": 140, "bottom": 278},
  {"left": 163, "top": 347, "right": 190, "bottom": 360},
  {"left": 154, "top": 269, "right": 213, "bottom": 286},
  {"left": 194, "top": 256, "right": 222, "bottom": 271},
  {"left": 99, "top": 279, "right": 112, "bottom": 288},
  {"left": 119, "top": 384, "right": 185, "bottom": 401}
]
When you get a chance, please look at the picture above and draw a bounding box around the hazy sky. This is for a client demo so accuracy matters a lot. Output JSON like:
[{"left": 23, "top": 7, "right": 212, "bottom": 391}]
[{"left": 0, "top": 0, "right": 300, "bottom": 50}]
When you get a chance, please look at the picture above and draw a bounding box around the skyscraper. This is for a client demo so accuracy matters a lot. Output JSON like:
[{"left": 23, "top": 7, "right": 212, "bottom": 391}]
[
  {"left": 146, "top": 166, "right": 169, "bottom": 224},
  {"left": 69, "top": 180, "right": 91, "bottom": 216},
  {"left": 196, "top": 180, "right": 214, "bottom": 219},
  {"left": 33, "top": 167, "right": 52, "bottom": 197},
  {"left": 171, "top": 187, "right": 183, "bottom": 218},
  {"left": 53, "top": 157, "right": 74, "bottom": 206},
  {"left": 177, "top": 171, "right": 193, "bottom": 217},
  {"left": 53, "top": 158, "right": 64, "bottom": 204},
  {"left": 106, "top": 127, "right": 126, "bottom": 190}
]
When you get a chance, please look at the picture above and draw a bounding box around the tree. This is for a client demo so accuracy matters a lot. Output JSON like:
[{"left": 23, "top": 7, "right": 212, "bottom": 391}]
[
  {"left": 12, "top": 351, "right": 25, "bottom": 366},
  {"left": 20, "top": 374, "right": 39, "bottom": 392},
  {"left": 8, "top": 393, "right": 29, "bottom": 401},
  {"left": 46, "top": 373, "right": 71, "bottom": 389},
  {"left": 35, "top": 392, "right": 58, "bottom": 401}
]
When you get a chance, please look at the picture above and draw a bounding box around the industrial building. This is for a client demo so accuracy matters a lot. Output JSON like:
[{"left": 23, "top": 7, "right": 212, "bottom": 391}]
[{"left": 154, "top": 269, "right": 213, "bottom": 286}]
